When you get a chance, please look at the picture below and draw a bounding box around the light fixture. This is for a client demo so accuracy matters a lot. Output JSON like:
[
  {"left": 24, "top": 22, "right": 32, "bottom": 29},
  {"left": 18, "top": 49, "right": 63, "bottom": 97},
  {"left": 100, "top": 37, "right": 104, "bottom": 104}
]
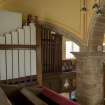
[
  {"left": 96, "top": 8, "right": 103, "bottom": 16},
  {"left": 81, "top": 0, "right": 87, "bottom": 12},
  {"left": 92, "top": 0, "right": 103, "bottom": 16},
  {"left": 64, "top": 79, "right": 69, "bottom": 89},
  {"left": 92, "top": 0, "right": 99, "bottom": 11},
  {"left": 81, "top": 7, "right": 87, "bottom": 12}
]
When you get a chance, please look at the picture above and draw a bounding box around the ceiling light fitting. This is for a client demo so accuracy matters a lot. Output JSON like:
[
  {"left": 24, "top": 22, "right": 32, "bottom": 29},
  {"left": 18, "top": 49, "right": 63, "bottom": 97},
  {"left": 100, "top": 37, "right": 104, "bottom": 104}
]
[
  {"left": 92, "top": 0, "right": 103, "bottom": 16},
  {"left": 81, "top": 0, "right": 87, "bottom": 12}
]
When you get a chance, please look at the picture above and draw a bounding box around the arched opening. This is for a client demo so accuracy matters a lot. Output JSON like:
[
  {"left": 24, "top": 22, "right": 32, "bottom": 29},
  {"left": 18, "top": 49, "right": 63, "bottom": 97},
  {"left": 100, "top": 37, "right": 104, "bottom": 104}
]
[{"left": 62, "top": 36, "right": 81, "bottom": 60}]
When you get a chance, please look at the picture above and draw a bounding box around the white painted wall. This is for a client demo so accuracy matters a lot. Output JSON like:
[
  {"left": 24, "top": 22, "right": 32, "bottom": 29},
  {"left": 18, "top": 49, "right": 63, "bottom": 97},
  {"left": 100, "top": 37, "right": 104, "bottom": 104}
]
[{"left": 0, "top": 10, "right": 22, "bottom": 35}]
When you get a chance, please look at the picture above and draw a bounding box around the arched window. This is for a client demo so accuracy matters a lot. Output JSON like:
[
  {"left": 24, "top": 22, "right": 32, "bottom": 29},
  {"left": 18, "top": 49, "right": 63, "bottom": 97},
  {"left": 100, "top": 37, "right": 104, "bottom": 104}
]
[{"left": 66, "top": 41, "right": 80, "bottom": 59}]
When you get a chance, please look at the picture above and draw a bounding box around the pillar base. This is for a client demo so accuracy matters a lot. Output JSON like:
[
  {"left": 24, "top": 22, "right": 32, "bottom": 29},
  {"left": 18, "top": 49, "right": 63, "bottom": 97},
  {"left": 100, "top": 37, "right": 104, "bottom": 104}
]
[{"left": 73, "top": 52, "right": 105, "bottom": 105}]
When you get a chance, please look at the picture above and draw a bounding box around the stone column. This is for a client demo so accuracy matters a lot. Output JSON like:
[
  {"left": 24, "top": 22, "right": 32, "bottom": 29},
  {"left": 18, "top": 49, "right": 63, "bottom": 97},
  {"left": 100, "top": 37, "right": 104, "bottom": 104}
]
[{"left": 74, "top": 52, "right": 105, "bottom": 105}]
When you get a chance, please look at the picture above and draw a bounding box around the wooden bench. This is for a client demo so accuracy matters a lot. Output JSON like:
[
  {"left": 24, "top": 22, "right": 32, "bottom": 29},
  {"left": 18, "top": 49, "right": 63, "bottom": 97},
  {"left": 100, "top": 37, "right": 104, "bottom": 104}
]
[
  {"left": 21, "top": 88, "right": 48, "bottom": 105},
  {"left": 37, "top": 87, "right": 79, "bottom": 105},
  {"left": 0, "top": 87, "right": 12, "bottom": 105}
]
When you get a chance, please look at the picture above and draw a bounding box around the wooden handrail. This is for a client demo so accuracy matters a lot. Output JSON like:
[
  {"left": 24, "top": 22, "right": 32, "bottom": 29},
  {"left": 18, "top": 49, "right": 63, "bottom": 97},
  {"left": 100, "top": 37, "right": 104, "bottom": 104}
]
[
  {"left": 0, "top": 75, "right": 37, "bottom": 85},
  {"left": 0, "top": 44, "right": 38, "bottom": 50}
]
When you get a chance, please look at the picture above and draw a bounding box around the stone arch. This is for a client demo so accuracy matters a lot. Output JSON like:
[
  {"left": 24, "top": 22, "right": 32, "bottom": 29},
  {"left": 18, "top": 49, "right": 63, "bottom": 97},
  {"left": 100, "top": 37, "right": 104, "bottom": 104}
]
[{"left": 88, "top": 0, "right": 105, "bottom": 52}]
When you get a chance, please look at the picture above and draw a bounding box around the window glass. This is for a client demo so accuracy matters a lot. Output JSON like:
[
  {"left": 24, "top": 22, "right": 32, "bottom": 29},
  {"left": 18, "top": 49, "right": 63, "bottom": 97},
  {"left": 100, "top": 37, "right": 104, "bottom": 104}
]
[{"left": 66, "top": 41, "right": 80, "bottom": 59}]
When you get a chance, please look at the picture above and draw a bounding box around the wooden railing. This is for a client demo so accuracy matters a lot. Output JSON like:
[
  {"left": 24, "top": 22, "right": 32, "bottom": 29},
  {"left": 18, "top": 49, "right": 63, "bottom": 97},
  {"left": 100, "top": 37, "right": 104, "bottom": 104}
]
[
  {"left": 62, "top": 60, "right": 76, "bottom": 72},
  {"left": 0, "top": 44, "right": 37, "bottom": 50},
  {"left": 0, "top": 75, "right": 37, "bottom": 85}
]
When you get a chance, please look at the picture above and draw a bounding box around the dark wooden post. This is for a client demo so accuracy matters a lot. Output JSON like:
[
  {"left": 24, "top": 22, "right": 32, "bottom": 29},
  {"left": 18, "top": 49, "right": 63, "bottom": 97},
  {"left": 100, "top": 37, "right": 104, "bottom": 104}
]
[{"left": 36, "top": 16, "right": 43, "bottom": 86}]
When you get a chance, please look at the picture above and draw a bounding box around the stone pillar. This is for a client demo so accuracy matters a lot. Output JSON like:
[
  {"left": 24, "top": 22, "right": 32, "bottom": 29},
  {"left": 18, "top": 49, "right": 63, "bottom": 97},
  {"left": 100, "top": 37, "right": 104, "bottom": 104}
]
[
  {"left": 74, "top": 52, "right": 104, "bottom": 105},
  {"left": 87, "top": 30, "right": 104, "bottom": 52}
]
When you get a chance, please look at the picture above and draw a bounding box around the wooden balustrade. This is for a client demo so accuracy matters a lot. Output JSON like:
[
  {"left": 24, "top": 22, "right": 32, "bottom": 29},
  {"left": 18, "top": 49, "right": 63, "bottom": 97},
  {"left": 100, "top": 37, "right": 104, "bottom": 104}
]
[{"left": 62, "top": 60, "right": 76, "bottom": 72}]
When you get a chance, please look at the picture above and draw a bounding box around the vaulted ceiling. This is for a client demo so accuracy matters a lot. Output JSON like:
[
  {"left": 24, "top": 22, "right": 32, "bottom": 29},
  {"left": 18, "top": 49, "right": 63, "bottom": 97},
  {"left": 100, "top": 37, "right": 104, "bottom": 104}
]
[{"left": 0, "top": 0, "right": 95, "bottom": 42}]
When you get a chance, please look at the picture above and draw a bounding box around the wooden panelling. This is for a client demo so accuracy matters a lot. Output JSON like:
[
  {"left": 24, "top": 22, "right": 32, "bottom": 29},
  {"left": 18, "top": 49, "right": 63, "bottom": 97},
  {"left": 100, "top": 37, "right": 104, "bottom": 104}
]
[
  {"left": 43, "top": 72, "right": 76, "bottom": 93},
  {"left": 62, "top": 60, "right": 76, "bottom": 72}
]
